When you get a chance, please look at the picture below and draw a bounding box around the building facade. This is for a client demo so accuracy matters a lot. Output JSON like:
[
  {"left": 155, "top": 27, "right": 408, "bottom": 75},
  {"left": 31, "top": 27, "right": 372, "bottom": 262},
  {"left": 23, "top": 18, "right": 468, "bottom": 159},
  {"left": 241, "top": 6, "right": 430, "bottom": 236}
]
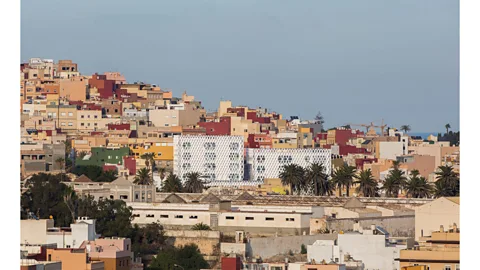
[
  {"left": 173, "top": 135, "right": 244, "bottom": 185},
  {"left": 246, "top": 148, "right": 332, "bottom": 183}
]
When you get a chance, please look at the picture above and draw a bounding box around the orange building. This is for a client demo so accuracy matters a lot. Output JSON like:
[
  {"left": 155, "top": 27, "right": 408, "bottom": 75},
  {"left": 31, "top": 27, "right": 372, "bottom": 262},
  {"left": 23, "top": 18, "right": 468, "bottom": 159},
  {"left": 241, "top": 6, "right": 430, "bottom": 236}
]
[{"left": 46, "top": 248, "right": 104, "bottom": 270}]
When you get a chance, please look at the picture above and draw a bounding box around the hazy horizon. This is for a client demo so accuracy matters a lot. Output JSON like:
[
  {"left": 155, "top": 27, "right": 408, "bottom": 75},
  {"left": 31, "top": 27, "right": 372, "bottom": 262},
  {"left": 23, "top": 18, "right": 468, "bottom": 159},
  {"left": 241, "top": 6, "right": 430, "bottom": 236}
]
[{"left": 21, "top": 0, "right": 459, "bottom": 132}]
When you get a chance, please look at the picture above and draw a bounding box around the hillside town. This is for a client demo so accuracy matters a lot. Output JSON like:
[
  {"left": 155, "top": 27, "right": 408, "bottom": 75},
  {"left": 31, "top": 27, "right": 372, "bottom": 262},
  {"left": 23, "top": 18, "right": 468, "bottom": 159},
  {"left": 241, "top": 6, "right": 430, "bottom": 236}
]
[{"left": 20, "top": 58, "right": 460, "bottom": 270}]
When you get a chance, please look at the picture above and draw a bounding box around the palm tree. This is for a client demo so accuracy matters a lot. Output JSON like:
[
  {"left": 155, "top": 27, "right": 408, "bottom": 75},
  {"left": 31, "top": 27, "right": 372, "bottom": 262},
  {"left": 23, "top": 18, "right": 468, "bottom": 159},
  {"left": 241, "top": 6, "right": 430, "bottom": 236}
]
[
  {"left": 354, "top": 169, "right": 378, "bottom": 197},
  {"left": 279, "top": 164, "right": 305, "bottom": 195},
  {"left": 405, "top": 170, "right": 432, "bottom": 198},
  {"left": 445, "top": 123, "right": 451, "bottom": 134},
  {"left": 191, "top": 222, "right": 211, "bottom": 230},
  {"left": 382, "top": 168, "right": 407, "bottom": 198},
  {"left": 158, "top": 167, "right": 167, "bottom": 180},
  {"left": 134, "top": 168, "right": 151, "bottom": 185},
  {"left": 435, "top": 165, "right": 460, "bottom": 196},
  {"left": 400, "top": 125, "right": 411, "bottom": 134},
  {"left": 331, "top": 164, "right": 356, "bottom": 197},
  {"left": 141, "top": 152, "right": 156, "bottom": 183},
  {"left": 55, "top": 157, "right": 65, "bottom": 182},
  {"left": 183, "top": 172, "right": 205, "bottom": 193},
  {"left": 305, "top": 163, "right": 333, "bottom": 196},
  {"left": 161, "top": 174, "right": 183, "bottom": 193}
]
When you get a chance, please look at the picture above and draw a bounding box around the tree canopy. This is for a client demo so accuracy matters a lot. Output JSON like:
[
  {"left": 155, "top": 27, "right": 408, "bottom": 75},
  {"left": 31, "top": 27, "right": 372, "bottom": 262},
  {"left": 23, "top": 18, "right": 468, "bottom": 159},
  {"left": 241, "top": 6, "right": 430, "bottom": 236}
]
[{"left": 148, "top": 244, "right": 209, "bottom": 270}]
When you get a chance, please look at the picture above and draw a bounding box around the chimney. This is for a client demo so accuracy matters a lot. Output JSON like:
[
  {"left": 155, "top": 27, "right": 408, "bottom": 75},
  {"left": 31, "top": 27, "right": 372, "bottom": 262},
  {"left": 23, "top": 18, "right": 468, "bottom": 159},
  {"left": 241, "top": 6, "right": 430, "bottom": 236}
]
[{"left": 440, "top": 225, "right": 444, "bottom": 232}]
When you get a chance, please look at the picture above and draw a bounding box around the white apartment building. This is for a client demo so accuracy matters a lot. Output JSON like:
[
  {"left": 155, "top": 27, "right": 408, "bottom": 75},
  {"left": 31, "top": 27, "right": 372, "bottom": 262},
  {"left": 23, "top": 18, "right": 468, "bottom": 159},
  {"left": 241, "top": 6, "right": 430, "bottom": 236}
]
[
  {"left": 21, "top": 217, "right": 98, "bottom": 251},
  {"left": 173, "top": 135, "right": 245, "bottom": 185},
  {"left": 308, "top": 225, "right": 410, "bottom": 270},
  {"left": 246, "top": 148, "right": 331, "bottom": 183}
]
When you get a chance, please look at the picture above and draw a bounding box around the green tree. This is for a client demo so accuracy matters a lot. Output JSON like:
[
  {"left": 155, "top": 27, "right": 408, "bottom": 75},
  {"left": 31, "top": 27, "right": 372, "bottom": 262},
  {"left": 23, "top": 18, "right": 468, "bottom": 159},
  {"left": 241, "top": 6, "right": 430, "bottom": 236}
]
[
  {"left": 400, "top": 125, "right": 411, "bottom": 134},
  {"left": 148, "top": 244, "right": 209, "bottom": 270},
  {"left": 191, "top": 223, "right": 211, "bottom": 231},
  {"left": 158, "top": 167, "right": 167, "bottom": 180},
  {"left": 354, "top": 169, "right": 379, "bottom": 197},
  {"left": 21, "top": 173, "right": 73, "bottom": 227},
  {"left": 161, "top": 174, "right": 183, "bottom": 193},
  {"left": 134, "top": 168, "right": 152, "bottom": 185},
  {"left": 96, "top": 169, "right": 118, "bottom": 182},
  {"left": 85, "top": 199, "right": 133, "bottom": 237},
  {"left": 305, "top": 163, "right": 333, "bottom": 196},
  {"left": 405, "top": 170, "right": 433, "bottom": 198},
  {"left": 72, "top": 165, "right": 104, "bottom": 181},
  {"left": 183, "top": 172, "right": 205, "bottom": 193},
  {"left": 279, "top": 164, "right": 305, "bottom": 195},
  {"left": 331, "top": 164, "right": 356, "bottom": 197},
  {"left": 129, "top": 223, "right": 166, "bottom": 257},
  {"left": 434, "top": 165, "right": 460, "bottom": 197},
  {"left": 300, "top": 244, "right": 307, "bottom": 254}
]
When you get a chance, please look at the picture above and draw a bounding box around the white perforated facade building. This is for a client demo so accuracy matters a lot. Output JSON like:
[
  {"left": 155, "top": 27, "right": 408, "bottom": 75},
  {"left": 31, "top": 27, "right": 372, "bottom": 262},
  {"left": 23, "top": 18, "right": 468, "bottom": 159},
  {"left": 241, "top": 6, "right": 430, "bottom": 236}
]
[
  {"left": 173, "top": 135, "right": 245, "bottom": 186},
  {"left": 246, "top": 148, "right": 332, "bottom": 183}
]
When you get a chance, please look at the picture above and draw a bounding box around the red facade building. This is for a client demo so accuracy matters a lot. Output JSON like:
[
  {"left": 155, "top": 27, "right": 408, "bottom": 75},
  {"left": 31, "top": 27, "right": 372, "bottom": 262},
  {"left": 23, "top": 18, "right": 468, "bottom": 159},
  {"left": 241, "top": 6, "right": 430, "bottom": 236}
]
[
  {"left": 198, "top": 117, "right": 231, "bottom": 135},
  {"left": 89, "top": 73, "right": 115, "bottom": 99}
]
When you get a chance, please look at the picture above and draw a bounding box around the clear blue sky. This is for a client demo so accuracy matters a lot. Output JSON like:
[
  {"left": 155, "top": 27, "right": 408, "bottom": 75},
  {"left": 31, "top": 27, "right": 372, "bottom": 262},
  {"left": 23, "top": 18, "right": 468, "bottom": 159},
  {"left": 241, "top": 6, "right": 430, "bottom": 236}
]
[{"left": 21, "top": 0, "right": 459, "bottom": 132}]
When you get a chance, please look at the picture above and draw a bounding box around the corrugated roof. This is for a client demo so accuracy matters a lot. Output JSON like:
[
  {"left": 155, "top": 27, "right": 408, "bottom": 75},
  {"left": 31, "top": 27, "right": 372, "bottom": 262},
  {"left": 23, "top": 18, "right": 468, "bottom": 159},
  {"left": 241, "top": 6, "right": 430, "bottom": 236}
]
[{"left": 74, "top": 175, "right": 93, "bottom": 183}]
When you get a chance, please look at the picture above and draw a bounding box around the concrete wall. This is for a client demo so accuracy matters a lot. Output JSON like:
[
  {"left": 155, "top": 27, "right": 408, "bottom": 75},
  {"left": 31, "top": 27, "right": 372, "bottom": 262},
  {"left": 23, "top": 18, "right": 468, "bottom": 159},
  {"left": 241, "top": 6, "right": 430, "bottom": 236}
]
[
  {"left": 326, "top": 215, "right": 415, "bottom": 237},
  {"left": 247, "top": 233, "right": 338, "bottom": 259},
  {"left": 220, "top": 243, "right": 246, "bottom": 257},
  {"left": 378, "top": 141, "right": 404, "bottom": 160},
  {"left": 165, "top": 230, "right": 220, "bottom": 256}
]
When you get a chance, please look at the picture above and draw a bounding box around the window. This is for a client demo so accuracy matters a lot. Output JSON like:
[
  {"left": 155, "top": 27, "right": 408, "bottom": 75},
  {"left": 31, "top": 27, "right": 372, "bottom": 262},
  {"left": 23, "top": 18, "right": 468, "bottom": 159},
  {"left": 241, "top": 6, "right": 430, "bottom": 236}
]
[
  {"left": 68, "top": 112, "right": 73, "bottom": 116},
  {"left": 226, "top": 216, "right": 235, "bottom": 220},
  {"left": 146, "top": 214, "right": 154, "bottom": 218},
  {"left": 286, "top": 218, "right": 295, "bottom": 222},
  {"left": 61, "top": 112, "right": 66, "bottom": 116},
  {"left": 87, "top": 114, "right": 90, "bottom": 118},
  {"left": 455, "top": 265, "right": 460, "bottom": 270},
  {"left": 444, "top": 265, "right": 452, "bottom": 270},
  {"left": 175, "top": 215, "right": 183, "bottom": 219},
  {"left": 48, "top": 254, "right": 51, "bottom": 261},
  {"left": 245, "top": 217, "right": 254, "bottom": 220},
  {"left": 94, "top": 115, "right": 98, "bottom": 119},
  {"left": 81, "top": 123, "right": 85, "bottom": 126},
  {"left": 120, "top": 195, "right": 128, "bottom": 200},
  {"left": 68, "top": 122, "right": 73, "bottom": 126},
  {"left": 265, "top": 217, "right": 274, "bottom": 221},
  {"left": 189, "top": 215, "right": 198, "bottom": 219},
  {"left": 126, "top": 244, "right": 130, "bottom": 251},
  {"left": 81, "top": 115, "right": 85, "bottom": 118},
  {"left": 160, "top": 215, "right": 169, "bottom": 218},
  {"left": 61, "top": 123, "right": 66, "bottom": 126},
  {"left": 66, "top": 245, "right": 71, "bottom": 248}
]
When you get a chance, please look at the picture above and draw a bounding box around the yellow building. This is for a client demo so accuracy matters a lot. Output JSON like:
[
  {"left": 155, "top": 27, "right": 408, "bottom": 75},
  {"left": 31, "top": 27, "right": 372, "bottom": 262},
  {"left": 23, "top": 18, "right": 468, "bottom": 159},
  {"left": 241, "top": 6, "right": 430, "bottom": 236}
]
[
  {"left": 398, "top": 225, "right": 459, "bottom": 270},
  {"left": 255, "top": 178, "right": 291, "bottom": 195},
  {"left": 130, "top": 140, "right": 174, "bottom": 168},
  {"left": 297, "top": 127, "right": 314, "bottom": 148}
]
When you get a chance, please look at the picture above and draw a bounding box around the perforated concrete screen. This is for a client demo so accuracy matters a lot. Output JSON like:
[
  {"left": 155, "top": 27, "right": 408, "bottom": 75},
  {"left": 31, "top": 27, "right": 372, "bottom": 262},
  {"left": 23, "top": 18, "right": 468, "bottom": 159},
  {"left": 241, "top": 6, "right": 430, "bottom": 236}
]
[
  {"left": 173, "top": 135, "right": 245, "bottom": 186},
  {"left": 246, "top": 148, "right": 332, "bottom": 182}
]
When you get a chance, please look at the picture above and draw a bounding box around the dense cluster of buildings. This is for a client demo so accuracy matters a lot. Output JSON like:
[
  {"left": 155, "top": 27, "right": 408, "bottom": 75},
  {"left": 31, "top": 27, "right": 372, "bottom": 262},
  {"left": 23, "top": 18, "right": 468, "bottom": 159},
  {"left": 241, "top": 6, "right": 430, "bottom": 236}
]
[{"left": 20, "top": 58, "right": 460, "bottom": 269}]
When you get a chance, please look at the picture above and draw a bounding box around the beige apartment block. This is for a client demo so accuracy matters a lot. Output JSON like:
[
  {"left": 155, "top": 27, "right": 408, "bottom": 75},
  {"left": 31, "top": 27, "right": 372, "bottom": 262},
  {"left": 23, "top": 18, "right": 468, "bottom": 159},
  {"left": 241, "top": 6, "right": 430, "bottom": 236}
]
[
  {"left": 399, "top": 226, "right": 459, "bottom": 270},
  {"left": 230, "top": 116, "right": 260, "bottom": 142},
  {"left": 409, "top": 144, "right": 460, "bottom": 168},
  {"left": 77, "top": 110, "right": 103, "bottom": 132},
  {"left": 46, "top": 104, "right": 78, "bottom": 131},
  {"left": 149, "top": 105, "right": 202, "bottom": 128},
  {"left": 59, "top": 76, "right": 87, "bottom": 101},
  {"left": 415, "top": 197, "right": 459, "bottom": 241}
]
